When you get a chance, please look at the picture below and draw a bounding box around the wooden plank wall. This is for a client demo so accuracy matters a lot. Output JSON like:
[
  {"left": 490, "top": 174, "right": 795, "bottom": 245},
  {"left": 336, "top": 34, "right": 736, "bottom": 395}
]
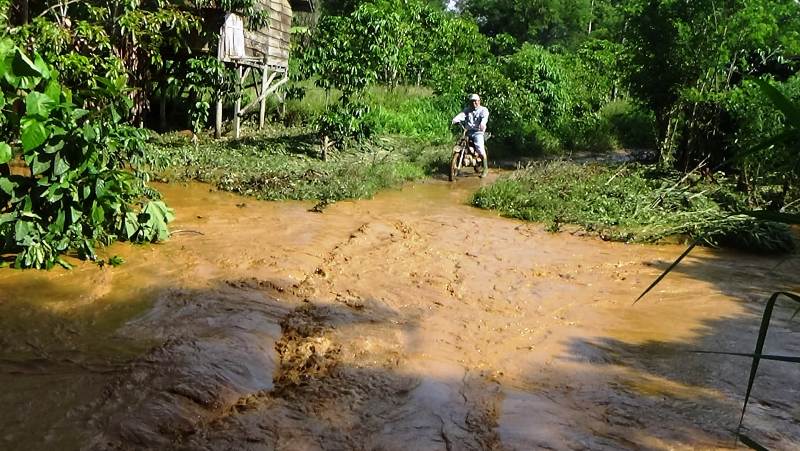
[{"left": 243, "top": 0, "right": 292, "bottom": 69}]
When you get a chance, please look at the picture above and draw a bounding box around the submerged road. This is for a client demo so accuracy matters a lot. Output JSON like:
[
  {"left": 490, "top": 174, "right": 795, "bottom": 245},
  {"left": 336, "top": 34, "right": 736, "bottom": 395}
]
[{"left": 1, "top": 175, "right": 799, "bottom": 450}]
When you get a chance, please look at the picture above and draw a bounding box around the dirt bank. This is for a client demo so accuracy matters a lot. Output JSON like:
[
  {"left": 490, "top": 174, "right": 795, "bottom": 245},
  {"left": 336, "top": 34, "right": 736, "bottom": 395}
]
[{"left": 1, "top": 175, "right": 799, "bottom": 450}]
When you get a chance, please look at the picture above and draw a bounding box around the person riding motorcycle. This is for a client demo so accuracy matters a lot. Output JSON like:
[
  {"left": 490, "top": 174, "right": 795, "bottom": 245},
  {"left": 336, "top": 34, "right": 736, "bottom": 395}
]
[{"left": 451, "top": 93, "right": 489, "bottom": 177}]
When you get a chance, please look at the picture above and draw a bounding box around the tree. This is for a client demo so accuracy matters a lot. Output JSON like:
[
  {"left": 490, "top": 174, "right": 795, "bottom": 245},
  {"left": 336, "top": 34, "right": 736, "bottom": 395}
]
[
  {"left": 622, "top": 0, "right": 800, "bottom": 170},
  {"left": 458, "top": 0, "right": 617, "bottom": 47}
]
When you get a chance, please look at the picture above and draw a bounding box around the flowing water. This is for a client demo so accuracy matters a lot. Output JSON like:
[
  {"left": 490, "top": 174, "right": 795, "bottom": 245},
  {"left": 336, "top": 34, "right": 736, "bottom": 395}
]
[{"left": 1, "top": 174, "right": 799, "bottom": 450}]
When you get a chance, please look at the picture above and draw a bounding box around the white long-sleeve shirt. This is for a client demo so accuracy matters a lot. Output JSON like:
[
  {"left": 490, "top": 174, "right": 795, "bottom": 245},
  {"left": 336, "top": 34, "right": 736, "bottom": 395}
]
[{"left": 452, "top": 106, "right": 489, "bottom": 134}]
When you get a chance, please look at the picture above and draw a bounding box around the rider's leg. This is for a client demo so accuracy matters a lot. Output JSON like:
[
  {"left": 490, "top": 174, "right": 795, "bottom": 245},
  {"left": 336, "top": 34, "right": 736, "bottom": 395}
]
[{"left": 472, "top": 133, "right": 489, "bottom": 177}]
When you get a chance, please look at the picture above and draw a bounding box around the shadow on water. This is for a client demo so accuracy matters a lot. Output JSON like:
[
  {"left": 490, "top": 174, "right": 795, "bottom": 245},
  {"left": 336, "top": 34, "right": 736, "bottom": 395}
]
[
  {"left": 2, "top": 276, "right": 497, "bottom": 451},
  {"left": 552, "top": 250, "right": 800, "bottom": 449},
  {"left": 6, "top": 271, "right": 799, "bottom": 450}
]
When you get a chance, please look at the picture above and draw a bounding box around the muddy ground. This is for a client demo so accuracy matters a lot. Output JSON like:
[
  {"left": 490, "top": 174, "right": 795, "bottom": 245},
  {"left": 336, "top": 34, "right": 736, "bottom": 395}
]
[{"left": 1, "top": 174, "right": 799, "bottom": 450}]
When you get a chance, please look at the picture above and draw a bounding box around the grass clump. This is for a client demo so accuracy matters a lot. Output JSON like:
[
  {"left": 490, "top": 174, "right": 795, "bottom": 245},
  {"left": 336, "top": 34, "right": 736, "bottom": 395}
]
[
  {"left": 149, "top": 126, "right": 450, "bottom": 202},
  {"left": 472, "top": 161, "right": 795, "bottom": 253}
]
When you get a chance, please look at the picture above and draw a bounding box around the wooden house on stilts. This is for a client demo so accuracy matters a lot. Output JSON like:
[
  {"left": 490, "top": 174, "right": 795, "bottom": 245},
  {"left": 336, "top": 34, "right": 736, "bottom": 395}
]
[{"left": 204, "top": 0, "right": 314, "bottom": 138}]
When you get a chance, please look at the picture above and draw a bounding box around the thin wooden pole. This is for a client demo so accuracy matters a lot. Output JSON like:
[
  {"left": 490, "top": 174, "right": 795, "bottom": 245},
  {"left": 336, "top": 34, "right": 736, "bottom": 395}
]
[
  {"left": 259, "top": 66, "right": 269, "bottom": 129},
  {"left": 215, "top": 95, "right": 223, "bottom": 138},
  {"left": 234, "top": 64, "right": 242, "bottom": 139}
]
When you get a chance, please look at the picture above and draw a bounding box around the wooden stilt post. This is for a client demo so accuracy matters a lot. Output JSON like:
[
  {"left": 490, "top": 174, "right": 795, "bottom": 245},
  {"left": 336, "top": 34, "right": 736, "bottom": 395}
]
[
  {"left": 259, "top": 65, "right": 269, "bottom": 129},
  {"left": 278, "top": 89, "right": 286, "bottom": 118},
  {"left": 215, "top": 94, "right": 223, "bottom": 138},
  {"left": 234, "top": 63, "right": 242, "bottom": 139}
]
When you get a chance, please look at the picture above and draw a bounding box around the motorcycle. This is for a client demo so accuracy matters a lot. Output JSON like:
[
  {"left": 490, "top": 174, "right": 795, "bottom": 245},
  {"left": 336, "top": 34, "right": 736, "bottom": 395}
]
[{"left": 450, "top": 124, "right": 488, "bottom": 181}]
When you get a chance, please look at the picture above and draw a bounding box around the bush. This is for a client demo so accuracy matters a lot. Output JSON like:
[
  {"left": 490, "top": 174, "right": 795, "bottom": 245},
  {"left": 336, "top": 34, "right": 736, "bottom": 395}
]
[
  {"left": 601, "top": 100, "right": 657, "bottom": 149},
  {"left": 725, "top": 75, "right": 800, "bottom": 205},
  {"left": 364, "top": 86, "right": 453, "bottom": 141},
  {"left": 0, "top": 40, "right": 172, "bottom": 269},
  {"left": 435, "top": 42, "right": 627, "bottom": 156}
]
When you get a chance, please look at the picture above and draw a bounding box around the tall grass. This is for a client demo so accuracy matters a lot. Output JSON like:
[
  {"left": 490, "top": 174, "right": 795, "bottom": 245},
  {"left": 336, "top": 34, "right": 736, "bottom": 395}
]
[
  {"left": 280, "top": 83, "right": 456, "bottom": 142},
  {"left": 365, "top": 87, "right": 454, "bottom": 142}
]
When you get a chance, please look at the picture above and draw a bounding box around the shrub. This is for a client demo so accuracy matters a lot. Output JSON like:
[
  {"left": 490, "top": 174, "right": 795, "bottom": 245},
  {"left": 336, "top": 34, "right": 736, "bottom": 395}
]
[
  {"left": 601, "top": 100, "right": 657, "bottom": 149},
  {"left": 0, "top": 40, "right": 172, "bottom": 268}
]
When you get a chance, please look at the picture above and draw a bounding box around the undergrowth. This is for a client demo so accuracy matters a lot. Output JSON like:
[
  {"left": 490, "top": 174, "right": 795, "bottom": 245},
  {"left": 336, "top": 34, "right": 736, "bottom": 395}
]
[
  {"left": 150, "top": 126, "right": 450, "bottom": 202},
  {"left": 473, "top": 161, "right": 796, "bottom": 253}
]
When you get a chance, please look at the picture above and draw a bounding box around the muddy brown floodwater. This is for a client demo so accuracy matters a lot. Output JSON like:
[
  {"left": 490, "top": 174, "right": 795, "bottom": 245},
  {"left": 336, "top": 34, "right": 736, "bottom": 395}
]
[{"left": 1, "top": 174, "right": 799, "bottom": 450}]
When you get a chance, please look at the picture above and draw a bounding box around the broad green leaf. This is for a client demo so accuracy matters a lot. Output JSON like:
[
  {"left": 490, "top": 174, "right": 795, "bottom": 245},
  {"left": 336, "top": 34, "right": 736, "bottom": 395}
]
[
  {"left": 44, "top": 183, "right": 64, "bottom": 202},
  {"left": 44, "top": 140, "right": 65, "bottom": 154},
  {"left": 53, "top": 210, "right": 65, "bottom": 233},
  {"left": 44, "top": 80, "right": 62, "bottom": 100},
  {"left": 53, "top": 154, "right": 70, "bottom": 177},
  {"left": 95, "top": 178, "right": 106, "bottom": 197},
  {"left": 91, "top": 203, "right": 105, "bottom": 224},
  {"left": 22, "top": 195, "right": 32, "bottom": 212},
  {"left": 124, "top": 212, "right": 139, "bottom": 239},
  {"left": 0, "top": 38, "right": 14, "bottom": 62},
  {"left": 71, "top": 108, "right": 90, "bottom": 121},
  {"left": 14, "top": 220, "right": 33, "bottom": 242},
  {"left": 31, "top": 157, "right": 51, "bottom": 176},
  {"left": 0, "top": 49, "right": 15, "bottom": 86},
  {"left": 0, "top": 142, "right": 12, "bottom": 164},
  {"left": 12, "top": 49, "right": 42, "bottom": 78},
  {"left": 755, "top": 79, "right": 800, "bottom": 127},
  {"left": 0, "top": 177, "right": 15, "bottom": 195},
  {"left": 70, "top": 206, "right": 82, "bottom": 223},
  {"left": 0, "top": 212, "right": 14, "bottom": 226},
  {"left": 82, "top": 122, "right": 97, "bottom": 141},
  {"left": 33, "top": 53, "right": 51, "bottom": 80},
  {"left": 26, "top": 92, "right": 54, "bottom": 118},
  {"left": 20, "top": 117, "right": 48, "bottom": 150}
]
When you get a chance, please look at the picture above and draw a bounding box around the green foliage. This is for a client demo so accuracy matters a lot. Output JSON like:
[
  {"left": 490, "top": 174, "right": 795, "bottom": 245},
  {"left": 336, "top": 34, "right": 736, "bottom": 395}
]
[
  {"left": 299, "top": 0, "right": 487, "bottom": 146},
  {"left": 622, "top": 0, "right": 800, "bottom": 167},
  {"left": 364, "top": 87, "right": 453, "bottom": 141},
  {"left": 600, "top": 100, "right": 657, "bottom": 149},
  {"left": 13, "top": 1, "right": 201, "bottom": 117},
  {"left": 0, "top": 41, "right": 172, "bottom": 269},
  {"left": 164, "top": 57, "right": 236, "bottom": 132},
  {"left": 457, "top": 0, "right": 622, "bottom": 48},
  {"left": 725, "top": 76, "right": 800, "bottom": 207},
  {"left": 438, "top": 41, "right": 621, "bottom": 155},
  {"left": 317, "top": 100, "right": 375, "bottom": 147},
  {"left": 472, "top": 161, "right": 795, "bottom": 253}
]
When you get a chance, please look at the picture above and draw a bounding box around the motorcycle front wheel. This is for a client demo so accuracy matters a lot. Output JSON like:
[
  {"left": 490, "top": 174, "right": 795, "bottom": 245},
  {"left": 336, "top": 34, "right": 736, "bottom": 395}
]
[{"left": 449, "top": 151, "right": 462, "bottom": 182}]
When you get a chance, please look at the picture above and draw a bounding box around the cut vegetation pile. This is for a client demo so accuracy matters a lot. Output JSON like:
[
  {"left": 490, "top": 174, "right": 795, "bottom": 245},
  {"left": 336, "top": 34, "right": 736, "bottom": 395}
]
[
  {"left": 473, "top": 161, "right": 796, "bottom": 253},
  {"left": 151, "top": 126, "right": 450, "bottom": 203}
]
